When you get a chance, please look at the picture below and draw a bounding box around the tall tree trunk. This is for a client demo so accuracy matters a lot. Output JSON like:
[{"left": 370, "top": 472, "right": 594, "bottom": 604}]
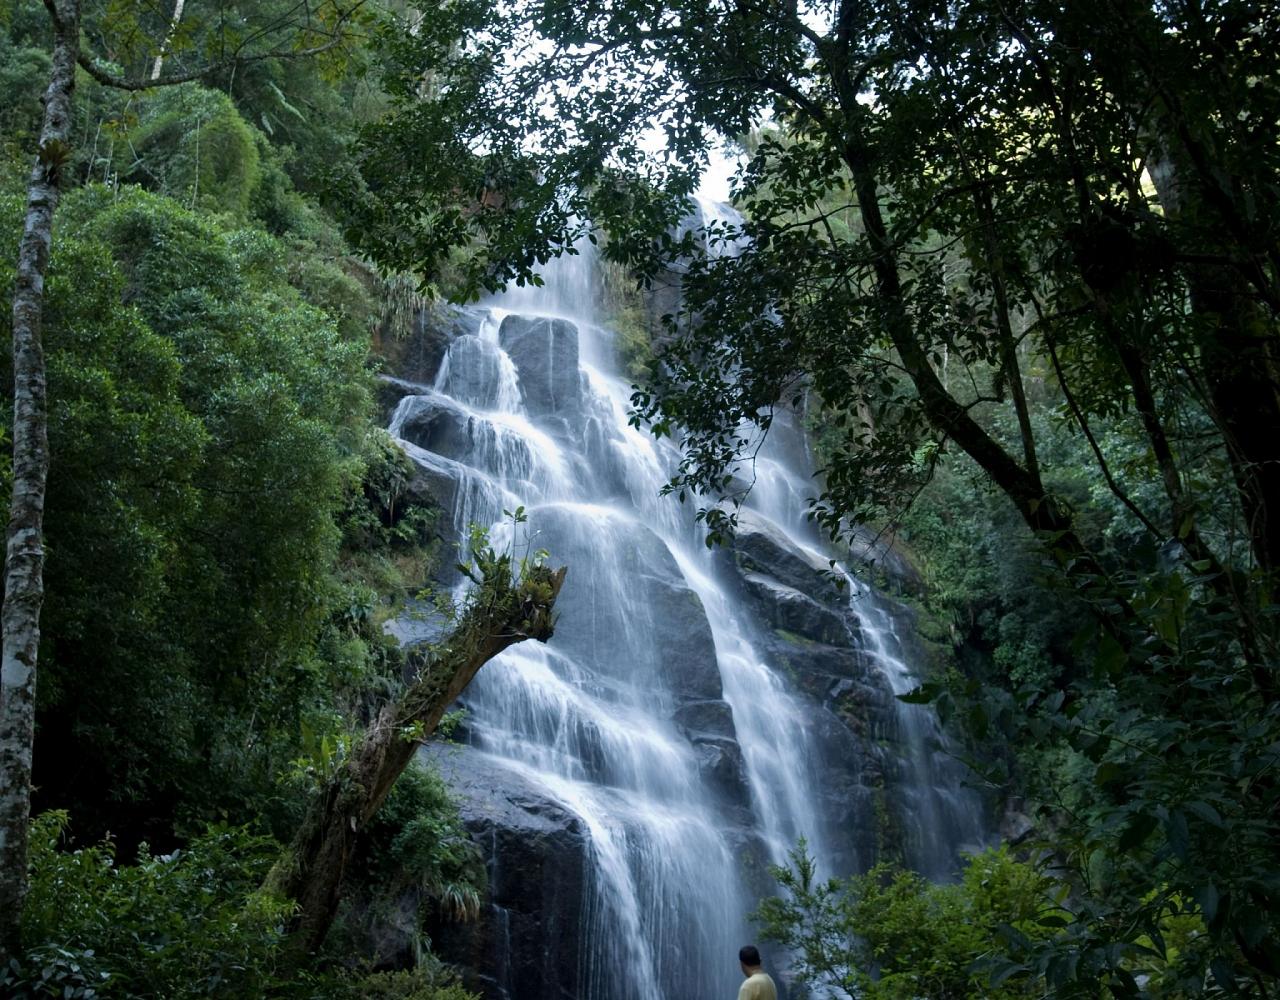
[
  {"left": 1148, "top": 149, "right": 1280, "bottom": 587},
  {"left": 1084, "top": 0, "right": 1280, "bottom": 588},
  {"left": 0, "top": 0, "right": 80, "bottom": 962},
  {"left": 150, "top": 0, "right": 187, "bottom": 80},
  {"left": 838, "top": 141, "right": 1057, "bottom": 535},
  {"left": 267, "top": 562, "right": 567, "bottom": 958},
  {"left": 1195, "top": 289, "right": 1280, "bottom": 580}
]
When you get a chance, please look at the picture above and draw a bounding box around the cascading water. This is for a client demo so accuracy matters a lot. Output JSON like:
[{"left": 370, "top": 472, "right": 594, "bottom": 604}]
[
  {"left": 384, "top": 203, "right": 985, "bottom": 999},
  {"left": 744, "top": 424, "right": 988, "bottom": 881},
  {"left": 847, "top": 588, "right": 988, "bottom": 879}
]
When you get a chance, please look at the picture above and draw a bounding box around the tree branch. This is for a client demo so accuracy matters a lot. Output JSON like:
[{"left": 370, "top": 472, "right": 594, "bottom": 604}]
[
  {"left": 266, "top": 559, "right": 567, "bottom": 959},
  {"left": 76, "top": 0, "right": 367, "bottom": 92}
]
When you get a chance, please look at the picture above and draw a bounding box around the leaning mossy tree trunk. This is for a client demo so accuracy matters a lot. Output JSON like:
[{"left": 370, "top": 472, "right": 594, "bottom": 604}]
[{"left": 267, "top": 553, "right": 567, "bottom": 957}]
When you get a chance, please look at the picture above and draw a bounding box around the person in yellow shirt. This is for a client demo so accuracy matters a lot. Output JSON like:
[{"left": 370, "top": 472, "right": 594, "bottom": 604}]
[{"left": 737, "top": 945, "right": 777, "bottom": 1000}]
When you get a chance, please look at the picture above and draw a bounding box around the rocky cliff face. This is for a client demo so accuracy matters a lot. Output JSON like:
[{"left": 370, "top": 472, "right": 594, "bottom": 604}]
[
  {"left": 377, "top": 300, "right": 985, "bottom": 999},
  {"left": 427, "top": 748, "right": 591, "bottom": 1000},
  {"left": 721, "top": 510, "right": 901, "bottom": 872}
]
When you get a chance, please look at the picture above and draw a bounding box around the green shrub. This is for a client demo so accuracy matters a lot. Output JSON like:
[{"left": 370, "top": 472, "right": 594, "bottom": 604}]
[
  {"left": 365, "top": 763, "right": 486, "bottom": 923},
  {"left": 122, "top": 85, "right": 262, "bottom": 217},
  {"left": 7, "top": 812, "right": 291, "bottom": 998},
  {"left": 342, "top": 431, "right": 440, "bottom": 553},
  {"left": 312, "top": 964, "right": 479, "bottom": 1000},
  {"left": 755, "top": 843, "right": 1057, "bottom": 999},
  {"left": 609, "top": 305, "right": 655, "bottom": 382},
  {"left": 330, "top": 761, "right": 487, "bottom": 963},
  {"left": 6, "top": 813, "right": 482, "bottom": 999}
]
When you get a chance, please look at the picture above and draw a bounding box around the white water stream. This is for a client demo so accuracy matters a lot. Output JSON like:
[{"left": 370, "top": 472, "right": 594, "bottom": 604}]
[{"left": 387, "top": 204, "right": 983, "bottom": 998}]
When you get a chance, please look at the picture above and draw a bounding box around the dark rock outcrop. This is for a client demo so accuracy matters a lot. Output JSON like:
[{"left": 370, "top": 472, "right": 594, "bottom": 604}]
[
  {"left": 393, "top": 393, "right": 476, "bottom": 461},
  {"left": 845, "top": 525, "right": 925, "bottom": 597},
  {"left": 733, "top": 510, "right": 840, "bottom": 599},
  {"left": 376, "top": 375, "right": 427, "bottom": 422},
  {"left": 722, "top": 508, "right": 909, "bottom": 870},
  {"left": 739, "top": 571, "right": 852, "bottom": 647},
  {"left": 647, "top": 570, "right": 723, "bottom": 703},
  {"left": 438, "top": 335, "right": 515, "bottom": 410},
  {"left": 426, "top": 746, "right": 591, "bottom": 1000},
  {"left": 499, "top": 316, "right": 583, "bottom": 421},
  {"left": 672, "top": 699, "right": 752, "bottom": 812},
  {"left": 672, "top": 698, "right": 735, "bottom": 737},
  {"left": 689, "top": 736, "right": 751, "bottom": 811},
  {"left": 402, "top": 457, "right": 462, "bottom": 517},
  {"left": 729, "top": 510, "right": 862, "bottom": 653},
  {"left": 376, "top": 304, "right": 485, "bottom": 387}
]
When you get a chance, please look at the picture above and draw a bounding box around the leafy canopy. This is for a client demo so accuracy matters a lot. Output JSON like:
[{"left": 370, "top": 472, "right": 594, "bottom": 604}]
[{"left": 345, "top": 0, "right": 1280, "bottom": 994}]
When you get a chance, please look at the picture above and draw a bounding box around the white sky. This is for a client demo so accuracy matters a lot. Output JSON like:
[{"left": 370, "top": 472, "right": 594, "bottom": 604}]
[
  {"left": 698, "top": 143, "right": 741, "bottom": 202},
  {"left": 486, "top": 4, "right": 761, "bottom": 207}
]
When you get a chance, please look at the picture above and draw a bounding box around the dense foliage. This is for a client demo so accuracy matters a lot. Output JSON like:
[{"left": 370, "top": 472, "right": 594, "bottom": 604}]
[
  {"left": 0, "top": 184, "right": 376, "bottom": 848},
  {"left": 1, "top": 0, "right": 487, "bottom": 991},
  {"left": 4, "top": 0, "right": 1279, "bottom": 995},
  {"left": 759, "top": 837, "right": 1245, "bottom": 999},
  {"left": 347, "top": 0, "right": 1280, "bottom": 995},
  {"left": 8, "top": 812, "right": 290, "bottom": 997},
  {"left": 756, "top": 844, "right": 1060, "bottom": 998},
  {"left": 3, "top": 802, "right": 479, "bottom": 999}
]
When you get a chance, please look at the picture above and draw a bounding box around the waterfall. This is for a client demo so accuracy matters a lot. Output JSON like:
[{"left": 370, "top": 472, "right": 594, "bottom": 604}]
[
  {"left": 846, "top": 588, "right": 989, "bottom": 879},
  {"left": 385, "top": 205, "right": 985, "bottom": 999},
  {"left": 742, "top": 419, "right": 989, "bottom": 881}
]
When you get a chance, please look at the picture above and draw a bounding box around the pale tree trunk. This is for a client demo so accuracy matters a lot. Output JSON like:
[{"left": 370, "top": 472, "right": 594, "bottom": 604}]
[
  {"left": 0, "top": 0, "right": 80, "bottom": 963},
  {"left": 150, "top": 0, "right": 187, "bottom": 81},
  {"left": 267, "top": 562, "right": 567, "bottom": 958}
]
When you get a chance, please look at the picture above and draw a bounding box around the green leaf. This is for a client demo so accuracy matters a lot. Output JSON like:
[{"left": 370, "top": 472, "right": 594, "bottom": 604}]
[
  {"left": 1193, "top": 884, "right": 1220, "bottom": 923},
  {"left": 1184, "top": 799, "right": 1223, "bottom": 828},
  {"left": 1163, "top": 810, "right": 1190, "bottom": 861},
  {"left": 1118, "top": 812, "right": 1158, "bottom": 853}
]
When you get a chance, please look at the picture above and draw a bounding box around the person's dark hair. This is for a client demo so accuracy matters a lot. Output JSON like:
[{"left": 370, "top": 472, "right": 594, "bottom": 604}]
[{"left": 739, "top": 945, "right": 761, "bottom": 967}]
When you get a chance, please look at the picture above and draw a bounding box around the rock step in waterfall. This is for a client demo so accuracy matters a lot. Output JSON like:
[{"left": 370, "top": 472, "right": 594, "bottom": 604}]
[{"left": 380, "top": 210, "right": 987, "bottom": 1000}]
